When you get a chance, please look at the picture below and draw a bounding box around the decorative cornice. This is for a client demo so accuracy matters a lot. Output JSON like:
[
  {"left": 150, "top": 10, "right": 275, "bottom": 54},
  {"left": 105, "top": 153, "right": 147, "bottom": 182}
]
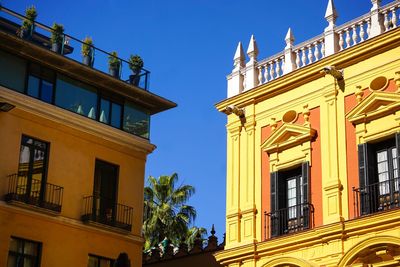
[
  {"left": 346, "top": 91, "right": 400, "bottom": 125},
  {"left": 0, "top": 86, "right": 156, "bottom": 155},
  {"left": 0, "top": 201, "right": 143, "bottom": 244},
  {"left": 261, "top": 123, "right": 316, "bottom": 154}
]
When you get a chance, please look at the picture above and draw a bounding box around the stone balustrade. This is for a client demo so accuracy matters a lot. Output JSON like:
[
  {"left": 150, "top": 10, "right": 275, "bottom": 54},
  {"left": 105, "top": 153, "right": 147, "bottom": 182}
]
[{"left": 227, "top": 0, "right": 400, "bottom": 98}]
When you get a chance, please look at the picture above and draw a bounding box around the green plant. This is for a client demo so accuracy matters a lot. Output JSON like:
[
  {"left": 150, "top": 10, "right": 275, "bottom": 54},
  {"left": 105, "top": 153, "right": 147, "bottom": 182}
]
[
  {"left": 21, "top": 5, "right": 37, "bottom": 30},
  {"left": 81, "top": 36, "right": 93, "bottom": 56},
  {"left": 108, "top": 51, "right": 120, "bottom": 68},
  {"left": 128, "top": 54, "right": 144, "bottom": 72},
  {"left": 50, "top": 23, "right": 64, "bottom": 44}
]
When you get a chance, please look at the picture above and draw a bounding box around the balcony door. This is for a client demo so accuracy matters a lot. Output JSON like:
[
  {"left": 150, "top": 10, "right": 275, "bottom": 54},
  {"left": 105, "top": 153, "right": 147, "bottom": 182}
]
[
  {"left": 18, "top": 135, "right": 49, "bottom": 203},
  {"left": 93, "top": 160, "right": 118, "bottom": 224}
]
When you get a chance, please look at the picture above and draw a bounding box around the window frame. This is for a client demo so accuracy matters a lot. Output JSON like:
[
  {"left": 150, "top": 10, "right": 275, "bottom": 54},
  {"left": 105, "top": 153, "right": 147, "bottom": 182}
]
[
  {"left": 7, "top": 236, "right": 42, "bottom": 267},
  {"left": 88, "top": 254, "right": 115, "bottom": 267},
  {"left": 25, "top": 62, "right": 56, "bottom": 104}
]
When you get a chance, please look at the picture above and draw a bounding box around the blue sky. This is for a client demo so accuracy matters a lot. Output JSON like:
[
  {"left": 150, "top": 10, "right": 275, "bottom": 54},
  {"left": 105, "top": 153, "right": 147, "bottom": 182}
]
[{"left": 3, "top": 0, "right": 393, "bottom": 242}]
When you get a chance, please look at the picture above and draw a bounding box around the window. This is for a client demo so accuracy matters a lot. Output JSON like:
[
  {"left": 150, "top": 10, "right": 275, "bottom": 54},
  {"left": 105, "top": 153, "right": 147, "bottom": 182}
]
[
  {"left": 88, "top": 254, "right": 114, "bottom": 267},
  {"left": 358, "top": 134, "right": 400, "bottom": 215},
  {"left": 99, "top": 97, "right": 122, "bottom": 128},
  {"left": 270, "top": 162, "right": 310, "bottom": 237},
  {"left": 26, "top": 63, "right": 55, "bottom": 104},
  {"left": 93, "top": 160, "right": 119, "bottom": 225},
  {"left": 55, "top": 74, "right": 98, "bottom": 119},
  {"left": 123, "top": 101, "right": 150, "bottom": 139},
  {"left": 17, "top": 136, "right": 49, "bottom": 203},
  {"left": 7, "top": 236, "right": 41, "bottom": 267},
  {"left": 0, "top": 50, "right": 26, "bottom": 92}
]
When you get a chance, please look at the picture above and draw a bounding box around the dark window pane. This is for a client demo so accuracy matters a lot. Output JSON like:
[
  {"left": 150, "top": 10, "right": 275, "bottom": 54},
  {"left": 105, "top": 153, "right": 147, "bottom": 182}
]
[
  {"left": 41, "top": 80, "right": 53, "bottom": 103},
  {"left": 55, "top": 75, "right": 97, "bottom": 118},
  {"left": 27, "top": 75, "right": 40, "bottom": 98},
  {"left": 111, "top": 103, "right": 122, "bottom": 128},
  {"left": 123, "top": 102, "right": 150, "bottom": 138},
  {"left": 0, "top": 50, "right": 26, "bottom": 92},
  {"left": 100, "top": 99, "right": 110, "bottom": 124}
]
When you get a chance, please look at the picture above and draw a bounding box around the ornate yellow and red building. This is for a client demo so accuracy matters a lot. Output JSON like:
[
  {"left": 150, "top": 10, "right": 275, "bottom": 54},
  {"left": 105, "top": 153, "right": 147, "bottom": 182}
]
[{"left": 215, "top": 1, "right": 400, "bottom": 266}]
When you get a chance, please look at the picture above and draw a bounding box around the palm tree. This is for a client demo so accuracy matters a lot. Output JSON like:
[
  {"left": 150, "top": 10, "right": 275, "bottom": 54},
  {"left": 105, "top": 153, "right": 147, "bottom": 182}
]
[{"left": 143, "top": 173, "right": 196, "bottom": 250}]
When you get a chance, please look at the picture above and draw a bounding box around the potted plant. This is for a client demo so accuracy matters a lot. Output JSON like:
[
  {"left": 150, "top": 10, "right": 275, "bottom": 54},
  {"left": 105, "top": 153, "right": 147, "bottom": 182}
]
[
  {"left": 81, "top": 36, "right": 94, "bottom": 67},
  {"left": 128, "top": 54, "right": 143, "bottom": 86},
  {"left": 108, "top": 51, "right": 121, "bottom": 78},
  {"left": 18, "top": 5, "right": 37, "bottom": 39},
  {"left": 50, "top": 23, "right": 64, "bottom": 54}
]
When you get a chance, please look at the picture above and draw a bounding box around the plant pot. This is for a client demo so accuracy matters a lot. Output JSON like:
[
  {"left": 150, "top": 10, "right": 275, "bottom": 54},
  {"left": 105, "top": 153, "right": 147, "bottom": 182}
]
[
  {"left": 129, "top": 74, "right": 140, "bottom": 86},
  {"left": 19, "top": 28, "right": 33, "bottom": 40},
  {"left": 51, "top": 42, "right": 62, "bottom": 54},
  {"left": 109, "top": 66, "right": 120, "bottom": 78},
  {"left": 82, "top": 55, "right": 93, "bottom": 67}
]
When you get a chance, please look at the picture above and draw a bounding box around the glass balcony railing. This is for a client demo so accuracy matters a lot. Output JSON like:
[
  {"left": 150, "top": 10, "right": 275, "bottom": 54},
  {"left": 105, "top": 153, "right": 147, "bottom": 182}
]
[{"left": 0, "top": 5, "right": 150, "bottom": 90}]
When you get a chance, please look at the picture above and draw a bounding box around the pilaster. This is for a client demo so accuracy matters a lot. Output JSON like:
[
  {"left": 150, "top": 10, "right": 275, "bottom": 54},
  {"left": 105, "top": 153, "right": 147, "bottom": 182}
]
[
  {"left": 321, "top": 84, "right": 344, "bottom": 224},
  {"left": 226, "top": 123, "right": 242, "bottom": 247}
]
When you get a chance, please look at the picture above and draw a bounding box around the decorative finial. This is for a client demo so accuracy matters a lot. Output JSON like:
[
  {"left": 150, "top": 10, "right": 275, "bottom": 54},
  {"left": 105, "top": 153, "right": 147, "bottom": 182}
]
[
  {"left": 246, "top": 34, "right": 259, "bottom": 64},
  {"left": 285, "top": 28, "right": 295, "bottom": 49},
  {"left": 355, "top": 86, "right": 364, "bottom": 102},
  {"left": 395, "top": 71, "right": 400, "bottom": 93},
  {"left": 370, "top": 0, "right": 381, "bottom": 12},
  {"left": 211, "top": 224, "right": 216, "bottom": 236},
  {"left": 271, "top": 118, "right": 277, "bottom": 131},
  {"left": 233, "top": 42, "right": 245, "bottom": 71},
  {"left": 325, "top": 0, "right": 338, "bottom": 29},
  {"left": 303, "top": 104, "right": 310, "bottom": 126}
]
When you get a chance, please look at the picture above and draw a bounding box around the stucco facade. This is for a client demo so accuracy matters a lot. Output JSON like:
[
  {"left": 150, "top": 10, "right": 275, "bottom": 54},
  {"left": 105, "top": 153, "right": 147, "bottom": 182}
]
[
  {"left": 0, "top": 6, "right": 175, "bottom": 267},
  {"left": 215, "top": 1, "right": 400, "bottom": 266}
]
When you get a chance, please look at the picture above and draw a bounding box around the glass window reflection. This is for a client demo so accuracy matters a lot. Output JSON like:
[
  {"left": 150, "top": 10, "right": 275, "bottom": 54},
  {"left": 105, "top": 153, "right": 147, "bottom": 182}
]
[
  {"left": 55, "top": 75, "right": 97, "bottom": 119},
  {"left": 123, "top": 102, "right": 150, "bottom": 139}
]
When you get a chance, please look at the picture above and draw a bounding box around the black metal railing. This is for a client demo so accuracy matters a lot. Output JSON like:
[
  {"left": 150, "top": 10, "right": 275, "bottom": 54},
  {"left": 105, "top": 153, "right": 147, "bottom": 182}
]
[
  {"left": 81, "top": 195, "right": 133, "bottom": 232},
  {"left": 353, "top": 177, "right": 400, "bottom": 217},
  {"left": 0, "top": 6, "right": 150, "bottom": 90},
  {"left": 264, "top": 203, "right": 314, "bottom": 240},
  {"left": 5, "top": 173, "right": 63, "bottom": 213}
]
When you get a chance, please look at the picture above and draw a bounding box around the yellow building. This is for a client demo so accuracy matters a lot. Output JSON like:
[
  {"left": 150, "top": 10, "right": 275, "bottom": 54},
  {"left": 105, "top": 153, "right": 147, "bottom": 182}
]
[
  {"left": 0, "top": 6, "right": 175, "bottom": 267},
  {"left": 215, "top": 1, "right": 400, "bottom": 266}
]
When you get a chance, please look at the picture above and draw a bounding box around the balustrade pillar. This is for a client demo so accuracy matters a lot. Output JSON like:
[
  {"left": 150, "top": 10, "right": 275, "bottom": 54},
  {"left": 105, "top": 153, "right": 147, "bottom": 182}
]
[{"left": 369, "top": 0, "right": 384, "bottom": 38}]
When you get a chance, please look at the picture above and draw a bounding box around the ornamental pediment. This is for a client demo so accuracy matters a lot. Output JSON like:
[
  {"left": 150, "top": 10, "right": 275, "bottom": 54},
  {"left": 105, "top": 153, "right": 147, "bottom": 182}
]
[
  {"left": 261, "top": 123, "right": 316, "bottom": 154},
  {"left": 346, "top": 91, "right": 400, "bottom": 125}
]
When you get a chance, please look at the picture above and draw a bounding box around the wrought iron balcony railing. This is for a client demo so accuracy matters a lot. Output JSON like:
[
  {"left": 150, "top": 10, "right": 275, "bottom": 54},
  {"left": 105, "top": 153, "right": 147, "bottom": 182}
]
[
  {"left": 81, "top": 195, "right": 133, "bottom": 232},
  {"left": 264, "top": 203, "right": 314, "bottom": 240},
  {"left": 5, "top": 173, "right": 63, "bottom": 213},
  {"left": 353, "top": 177, "right": 400, "bottom": 217},
  {"left": 0, "top": 6, "right": 150, "bottom": 90}
]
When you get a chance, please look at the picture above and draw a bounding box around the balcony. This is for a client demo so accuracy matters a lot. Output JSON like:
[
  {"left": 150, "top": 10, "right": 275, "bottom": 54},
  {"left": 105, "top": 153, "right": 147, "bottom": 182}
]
[
  {"left": 4, "top": 173, "right": 63, "bottom": 214},
  {"left": 353, "top": 177, "right": 400, "bottom": 217},
  {"left": 81, "top": 195, "right": 133, "bottom": 232},
  {"left": 264, "top": 203, "right": 314, "bottom": 240},
  {"left": 0, "top": 6, "right": 150, "bottom": 90}
]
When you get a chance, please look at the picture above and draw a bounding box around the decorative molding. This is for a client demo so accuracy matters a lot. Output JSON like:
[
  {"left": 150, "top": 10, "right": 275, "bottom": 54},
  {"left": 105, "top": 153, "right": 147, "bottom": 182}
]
[
  {"left": 0, "top": 86, "right": 155, "bottom": 155},
  {"left": 346, "top": 91, "right": 400, "bottom": 125},
  {"left": 261, "top": 123, "right": 316, "bottom": 154}
]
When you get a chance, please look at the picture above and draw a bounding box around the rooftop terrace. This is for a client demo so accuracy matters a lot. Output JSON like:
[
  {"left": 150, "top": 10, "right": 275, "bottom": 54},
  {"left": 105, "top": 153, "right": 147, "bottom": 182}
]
[{"left": 0, "top": 5, "right": 151, "bottom": 90}]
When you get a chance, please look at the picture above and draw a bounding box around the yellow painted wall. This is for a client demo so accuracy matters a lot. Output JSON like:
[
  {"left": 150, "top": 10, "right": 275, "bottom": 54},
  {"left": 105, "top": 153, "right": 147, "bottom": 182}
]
[
  {"left": 215, "top": 27, "right": 400, "bottom": 266},
  {"left": 0, "top": 89, "right": 150, "bottom": 265}
]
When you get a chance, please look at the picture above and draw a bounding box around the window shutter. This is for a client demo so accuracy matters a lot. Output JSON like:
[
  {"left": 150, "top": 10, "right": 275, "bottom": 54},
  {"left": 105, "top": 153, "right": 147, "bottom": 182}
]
[
  {"left": 358, "top": 143, "right": 375, "bottom": 215},
  {"left": 302, "top": 162, "right": 310, "bottom": 204},
  {"left": 270, "top": 171, "right": 279, "bottom": 237},
  {"left": 270, "top": 172, "right": 278, "bottom": 212},
  {"left": 396, "top": 132, "right": 400, "bottom": 177}
]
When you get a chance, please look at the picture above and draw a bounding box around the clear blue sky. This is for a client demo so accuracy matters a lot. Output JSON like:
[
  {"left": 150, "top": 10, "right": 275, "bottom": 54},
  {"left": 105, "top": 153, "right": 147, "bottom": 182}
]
[{"left": 3, "top": 0, "right": 392, "bottom": 242}]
